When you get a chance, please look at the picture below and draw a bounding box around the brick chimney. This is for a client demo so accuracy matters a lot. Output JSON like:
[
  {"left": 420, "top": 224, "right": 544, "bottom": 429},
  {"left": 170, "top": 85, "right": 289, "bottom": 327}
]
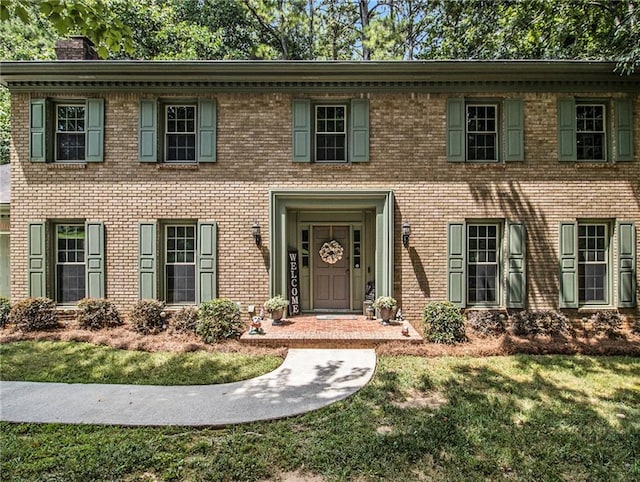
[{"left": 55, "top": 36, "right": 99, "bottom": 60}]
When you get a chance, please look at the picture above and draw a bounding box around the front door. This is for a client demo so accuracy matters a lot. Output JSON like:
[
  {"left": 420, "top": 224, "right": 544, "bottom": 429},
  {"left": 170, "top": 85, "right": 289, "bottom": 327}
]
[{"left": 313, "top": 225, "right": 350, "bottom": 310}]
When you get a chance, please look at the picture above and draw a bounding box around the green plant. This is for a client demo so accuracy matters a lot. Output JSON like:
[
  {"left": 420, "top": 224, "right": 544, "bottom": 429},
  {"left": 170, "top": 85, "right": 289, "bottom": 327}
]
[
  {"left": 196, "top": 298, "right": 243, "bottom": 343},
  {"left": 172, "top": 306, "right": 199, "bottom": 333},
  {"left": 590, "top": 311, "right": 623, "bottom": 338},
  {"left": 372, "top": 296, "right": 397, "bottom": 310},
  {"left": 422, "top": 301, "right": 466, "bottom": 344},
  {"left": 511, "top": 310, "right": 571, "bottom": 336},
  {"left": 0, "top": 297, "right": 10, "bottom": 328},
  {"left": 76, "top": 298, "right": 123, "bottom": 330},
  {"left": 632, "top": 318, "right": 640, "bottom": 334},
  {"left": 264, "top": 294, "right": 289, "bottom": 312},
  {"left": 8, "top": 297, "right": 58, "bottom": 331},
  {"left": 466, "top": 310, "right": 507, "bottom": 337},
  {"left": 129, "top": 299, "right": 167, "bottom": 334}
]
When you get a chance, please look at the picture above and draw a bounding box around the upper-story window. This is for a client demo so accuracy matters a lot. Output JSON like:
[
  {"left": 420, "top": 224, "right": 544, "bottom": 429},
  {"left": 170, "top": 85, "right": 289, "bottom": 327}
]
[
  {"left": 56, "top": 104, "right": 86, "bottom": 162},
  {"left": 446, "top": 98, "right": 523, "bottom": 163},
  {"left": 467, "top": 104, "right": 498, "bottom": 162},
  {"left": 165, "top": 105, "right": 196, "bottom": 162},
  {"left": 315, "top": 105, "right": 347, "bottom": 163},
  {"left": 29, "top": 98, "right": 104, "bottom": 163},
  {"left": 576, "top": 104, "right": 606, "bottom": 161}
]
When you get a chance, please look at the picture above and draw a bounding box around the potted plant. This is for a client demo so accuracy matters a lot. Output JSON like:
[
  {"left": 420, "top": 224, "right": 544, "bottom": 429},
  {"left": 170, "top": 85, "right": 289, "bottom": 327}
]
[
  {"left": 264, "top": 294, "right": 289, "bottom": 324},
  {"left": 372, "top": 296, "right": 397, "bottom": 325}
]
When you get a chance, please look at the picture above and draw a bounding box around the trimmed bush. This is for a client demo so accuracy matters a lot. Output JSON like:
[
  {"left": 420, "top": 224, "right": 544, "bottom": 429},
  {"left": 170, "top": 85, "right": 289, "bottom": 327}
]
[
  {"left": 172, "top": 306, "right": 199, "bottom": 333},
  {"left": 466, "top": 311, "right": 507, "bottom": 337},
  {"left": 590, "top": 311, "right": 623, "bottom": 338},
  {"left": 9, "top": 297, "right": 58, "bottom": 331},
  {"left": 511, "top": 310, "right": 571, "bottom": 336},
  {"left": 130, "top": 299, "right": 167, "bottom": 334},
  {"left": 632, "top": 319, "right": 640, "bottom": 335},
  {"left": 196, "top": 298, "right": 243, "bottom": 343},
  {"left": 76, "top": 298, "right": 123, "bottom": 330},
  {"left": 0, "top": 297, "right": 11, "bottom": 328},
  {"left": 422, "top": 301, "right": 466, "bottom": 344}
]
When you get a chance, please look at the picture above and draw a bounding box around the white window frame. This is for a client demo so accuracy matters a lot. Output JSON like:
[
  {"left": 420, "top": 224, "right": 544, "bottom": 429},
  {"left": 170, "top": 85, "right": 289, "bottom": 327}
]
[
  {"left": 55, "top": 223, "right": 86, "bottom": 304},
  {"left": 164, "top": 224, "right": 197, "bottom": 304},
  {"left": 576, "top": 103, "right": 607, "bottom": 161},
  {"left": 466, "top": 103, "right": 499, "bottom": 162},
  {"left": 314, "top": 104, "right": 347, "bottom": 163},
  {"left": 55, "top": 103, "right": 86, "bottom": 162},
  {"left": 467, "top": 222, "right": 501, "bottom": 306},
  {"left": 578, "top": 222, "right": 610, "bottom": 305},
  {"left": 164, "top": 104, "right": 197, "bottom": 163}
]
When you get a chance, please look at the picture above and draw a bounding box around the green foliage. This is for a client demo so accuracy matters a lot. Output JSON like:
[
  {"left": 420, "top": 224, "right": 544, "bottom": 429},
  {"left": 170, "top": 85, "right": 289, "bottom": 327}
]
[
  {"left": 263, "top": 294, "right": 289, "bottom": 312},
  {"left": 422, "top": 301, "right": 466, "bottom": 344},
  {"left": 196, "top": 298, "right": 243, "bottom": 343},
  {"left": 75, "top": 298, "right": 122, "bottom": 330},
  {"left": 466, "top": 310, "right": 507, "bottom": 337},
  {"left": 372, "top": 296, "right": 397, "bottom": 310},
  {"left": 0, "top": 297, "right": 10, "bottom": 328},
  {"left": 8, "top": 297, "right": 58, "bottom": 331},
  {"left": 632, "top": 318, "right": 640, "bottom": 334},
  {"left": 511, "top": 310, "right": 571, "bottom": 336},
  {"left": 171, "top": 306, "right": 199, "bottom": 333},
  {"left": 129, "top": 299, "right": 167, "bottom": 335},
  {"left": 590, "top": 311, "right": 623, "bottom": 338}
]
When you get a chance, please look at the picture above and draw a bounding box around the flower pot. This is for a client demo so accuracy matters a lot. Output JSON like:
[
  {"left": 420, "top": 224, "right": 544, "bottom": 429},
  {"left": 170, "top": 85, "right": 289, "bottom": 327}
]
[
  {"left": 379, "top": 307, "right": 393, "bottom": 324},
  {"left": 270, "top": 308, "right": 284, "bottom": 325}
]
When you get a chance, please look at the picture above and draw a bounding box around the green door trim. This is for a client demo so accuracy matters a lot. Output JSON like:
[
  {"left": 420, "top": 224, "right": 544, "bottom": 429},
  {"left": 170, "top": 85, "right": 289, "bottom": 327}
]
[{"left": 269, "top": 190, "right": 394, "bottom": 302}]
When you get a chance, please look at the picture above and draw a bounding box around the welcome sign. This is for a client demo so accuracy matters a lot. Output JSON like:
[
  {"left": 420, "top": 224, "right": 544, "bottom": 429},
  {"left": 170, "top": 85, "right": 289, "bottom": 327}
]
[{"left": 288, "top": 250, "right": 300, "bottom": 316}]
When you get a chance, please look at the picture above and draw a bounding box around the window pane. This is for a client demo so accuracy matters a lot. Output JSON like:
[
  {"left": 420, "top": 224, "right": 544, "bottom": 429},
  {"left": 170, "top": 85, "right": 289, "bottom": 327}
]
[
  {"left": 576, "top": 105, "right": 606, "bottom": 161},
  {"left": 56, "top": 225, "right": 86, "bottom": 303},
  {"left": 578, "top": 223, "right": 608, "bottom": 303},
  {"left": 166, "top": 265, "right": 196, "bottom": 304},
  {"left": 467, "top": 105, "right": 497, "bottom": 162},
  {"left": 467, "top": 224, "right": 499, "bottom": 304},
  {"left": 315, "top": 105, "right": 347, "bottom": 163},
  {"left": 166, "top": 224, "right": 196, "bottom": 303}
]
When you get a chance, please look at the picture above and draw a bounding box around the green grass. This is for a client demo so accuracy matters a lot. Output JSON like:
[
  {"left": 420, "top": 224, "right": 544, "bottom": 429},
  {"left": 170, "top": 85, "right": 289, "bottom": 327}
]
[
  {"left": 0, "top": 340, "right": 282, "bottom": 385},
  {"left": 1, "top": 343, "right": 639, "bottom": 481}
]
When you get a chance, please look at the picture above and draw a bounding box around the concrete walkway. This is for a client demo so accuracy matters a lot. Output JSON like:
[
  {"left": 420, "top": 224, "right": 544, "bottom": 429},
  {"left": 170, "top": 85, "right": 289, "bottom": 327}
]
[{"left": 0, "top": 349, "right": 376, "bottom": 427}]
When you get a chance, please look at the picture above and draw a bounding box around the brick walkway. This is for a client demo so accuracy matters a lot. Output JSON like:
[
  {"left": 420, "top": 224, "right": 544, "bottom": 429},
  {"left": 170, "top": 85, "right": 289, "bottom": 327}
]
[{"left": 240, "top": 313, "right": 423, "bottom": 348}]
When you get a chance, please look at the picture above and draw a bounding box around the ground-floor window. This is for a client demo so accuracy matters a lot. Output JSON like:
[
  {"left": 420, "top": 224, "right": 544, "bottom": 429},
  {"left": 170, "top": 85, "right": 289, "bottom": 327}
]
[
  {"left": 55, "top": 224, "right": 85, "bottom": 303},
  {"left": 467, "top": 223, "right": 499, "bottom": 305},
  {"left": 578, "top": 223, "right": 608, "bottom": 304},
  {"left": 165, "top": 224, "right": 196, "bottom": 304}
]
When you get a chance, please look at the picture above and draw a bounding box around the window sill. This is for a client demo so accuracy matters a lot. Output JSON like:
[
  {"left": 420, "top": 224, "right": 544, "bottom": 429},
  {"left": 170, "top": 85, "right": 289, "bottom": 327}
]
[
  {"left": 570, "top": 162, "right": 614, "bottom": 169},
  {"left": 577, "top": 305, "right": 617, "bottom": 312},
  {"left": 47, "top": 163, "right": 86, "bottom": 170},
  {"left": 157, "top": 163, "right": 199, "bottom": 170},
  {"left": 461, "top": 162, "right": 506, "bottom": 169}
]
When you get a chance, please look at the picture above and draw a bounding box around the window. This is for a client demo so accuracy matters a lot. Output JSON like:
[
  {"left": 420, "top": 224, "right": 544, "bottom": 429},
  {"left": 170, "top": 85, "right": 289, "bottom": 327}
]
[
  {"left": 467, "top": 224, "right": 499, "bottom": 304},
  {"left": 467, "top": 105, "right": 497, "bottom": 162},
  {"left": 165, "top": 105, "right": 196, "bottom": 162},
  {"left": 315, "top": 105, "right": 346, "bottom": 162},
  {"left": 578, "top": 223, "right": 608, "bottom": 304},
  {"left": 29, "top": 98, "right": 104, "bottom": 163},
  {"left": 446, "top": 98, "right": 523, "bottom": 163},
  {"left": 576, "top": 104, "right": 606, "bottom": 161},
  {"left": 56, "top": 105, "right": 86, "bottom": 161},
  {"left": 165, "top": 225, "right": 196, "bottom": 304},
  {"left": 56, "top": 224, "right": 85, "bottom": 303}
]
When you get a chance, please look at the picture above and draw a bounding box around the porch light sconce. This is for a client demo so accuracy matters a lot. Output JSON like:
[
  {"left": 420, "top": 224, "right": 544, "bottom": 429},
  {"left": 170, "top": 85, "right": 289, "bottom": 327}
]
[
  {"left": 402, "top": 221, "right": 411, "bottom": 248},
  {"left": 252, "top": 221, "right": 261, "bottom": 246}
]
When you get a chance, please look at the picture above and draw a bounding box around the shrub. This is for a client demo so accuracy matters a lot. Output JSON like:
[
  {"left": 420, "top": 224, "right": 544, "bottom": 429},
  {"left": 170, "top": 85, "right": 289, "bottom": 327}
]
[
  {"left": 9, "top": 297, "right": 58, "bottom": 331},
  {"left": 196, "top": 298, "right": 243, "bottom": 343},
  {"left": 0, "top": 297, "right": 10, "bottom": 328},
  {"left": 422, "top": 301, "right": 466, "bottom": 344},
  {"left": 172, "top": 306, "right": 199, "bottom": 333},
  {"left": 632, "top": 319, "right": 640, "bottom": 335},
  {"left": 510, "top": 310, "right": 571, "bottom": 336},
  {"left": 590, "top": 311, "right": 623, "bottom": 338},
  {"left": 130, "top": 299, "right": 167, "bottom": 334},
  {"left": 466, "top": 311, "right": 507, "bottom": 337},
  {"left": 76, "top": 298, "right": 123, "bottom": 330}
]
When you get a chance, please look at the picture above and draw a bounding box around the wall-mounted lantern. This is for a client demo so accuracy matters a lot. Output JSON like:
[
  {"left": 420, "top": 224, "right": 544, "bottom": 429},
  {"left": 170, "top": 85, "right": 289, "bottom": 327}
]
[
  {"left": 402, "top": 221, "right": 411, "bottom": 248},
  {"left": 252, "top": 221, "right": 261, "bottom": 246}
]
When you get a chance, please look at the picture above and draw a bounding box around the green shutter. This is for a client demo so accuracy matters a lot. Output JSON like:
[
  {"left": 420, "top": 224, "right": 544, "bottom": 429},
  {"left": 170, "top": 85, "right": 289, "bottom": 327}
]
[
  {"left": 618, "top": 221, "right": 636, "bottom": 307},
  {"left": 138, "top": 222, "right": 157, "bottom": 299},
  {"left": 138, "top": 100, "right": 157, "bottom": 162},
  {"left": 85, "top": 221, "right": 105, "bottom": 298},
  {"left": 292, "top": 99, "right": 311, "bottom": 162},
  {"left": 198, "top": 99, "right": 216, "bottom": 163},
  {"left": 505, "top": 99, "right": 524, "bottom": 162},
  {"left": 615, "top": 99, "right": 634, "bottom": 162},
  {"left": 559, "top": 221, "right": 578, "bottom": 308},
  {"left": 446, "top": 98, "right": 465, "bottom": 162},
  {"left": 28, "top": 222, "right": 47, "bottom": 297},
  {"left": 85, "top": 98, "right": 104, "bottom": 162},
  {"left": 30, "top": 99, "right": 47, "bottom": 162},
  {"left": 197, "top": 221, "right": 217, "bottom": 304},
  {"left": 557, "top": 98, "right": 576, "bottom": 162},
  {"left": 447, "top": 222, "right": 466, "bottom": 307},
  {"left": 350, "top": 98, "right": 369, "bottom": 163},
  {"left": 507, "top": 222, "right": 526, "bottom": 308}
]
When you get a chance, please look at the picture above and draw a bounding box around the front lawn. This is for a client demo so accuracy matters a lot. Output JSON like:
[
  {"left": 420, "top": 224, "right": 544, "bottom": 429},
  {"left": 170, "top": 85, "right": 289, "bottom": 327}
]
[{"left": 1, "top": 342, "right": 638, "bottom": 481}]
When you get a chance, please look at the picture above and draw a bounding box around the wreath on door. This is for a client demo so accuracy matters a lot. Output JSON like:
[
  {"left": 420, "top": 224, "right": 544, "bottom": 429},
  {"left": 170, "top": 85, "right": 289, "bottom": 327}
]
[{"left": 319, "top": 239, "right": 344, "bottom": 264}]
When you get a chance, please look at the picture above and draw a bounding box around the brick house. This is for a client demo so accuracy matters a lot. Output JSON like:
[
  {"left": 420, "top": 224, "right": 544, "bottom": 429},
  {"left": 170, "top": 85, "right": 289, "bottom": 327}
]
[{"left": 0, "top": 37, "right": 638, "bottom": 325}]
